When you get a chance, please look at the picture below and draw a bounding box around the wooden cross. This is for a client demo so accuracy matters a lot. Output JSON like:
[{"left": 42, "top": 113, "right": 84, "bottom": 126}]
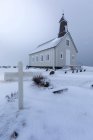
[
  {"left": 4, "top": 61, "right": 24, "bottom": 110},
  {"left": 4, "top": 61, "right": 41, "bottom": 110},
  {"left": 18, "top": 61, "right": 23, "bottom": 110}
]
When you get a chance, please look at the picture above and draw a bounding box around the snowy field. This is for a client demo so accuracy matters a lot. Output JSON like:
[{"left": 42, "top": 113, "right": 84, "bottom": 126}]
[{"left": 0, "top": 66, "right": 93, "bottom": 140}]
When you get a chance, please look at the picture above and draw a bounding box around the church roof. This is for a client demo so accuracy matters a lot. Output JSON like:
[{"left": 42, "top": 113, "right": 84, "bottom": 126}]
[
  {"left": 30, "top": 37, "right": 62, "bottom": 54},
  {"left": 29, "top": 32, "right": 78, "bottom": 55}
]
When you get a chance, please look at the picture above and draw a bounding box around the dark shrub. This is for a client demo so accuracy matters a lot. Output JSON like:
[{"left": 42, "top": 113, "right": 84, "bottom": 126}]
[
  {"left": 46, "top": 68, "right": 48, "bottom": 71},
  {"left": 65, "top": 71, "right": 67, "bottom": 74},
  {"left": 44, "top": 81, "right": 50, "bottom": 87},
  {"left": 84, "top": 69, "right": 86, "bottom": 72},
  {"left": 26, "top": 65, "right": 31, "bottom": 69},
  {"left": 49, "top": 71, "right": 55, "bottom": 75},
  {"left": 91, "top": 84, "right": 93, "bottom": 88},
  {"left": 32, "top": 75, "right": 43, "bottom": 86},
  {"left": 72, "top": 70, "right": 74, "bottom": 73},
  {"left": 13, "top": 66, "right": 16, "bottom": 68},
  {"left": 11, "top": 131, "right": 18, "bottom": 139},
  {"left": 80, "top": 69, "right": 82, "bottom": 72},
  {"left": 6, "top": 92, "right": 18, "bottom": 102},
  {"left": 32, "top": 75, "right": 50, "bottom": 87}
]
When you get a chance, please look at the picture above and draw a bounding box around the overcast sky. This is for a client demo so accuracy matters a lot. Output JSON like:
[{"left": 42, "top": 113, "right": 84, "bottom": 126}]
[{"left": 0, "top": 0, "right": 93, "bottom": 66}]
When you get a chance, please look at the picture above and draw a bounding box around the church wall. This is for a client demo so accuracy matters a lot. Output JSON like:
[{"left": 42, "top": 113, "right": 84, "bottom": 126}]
[
  {"left": 55, "top": 33, "right": 77, "bottom": 67},
  {"left": 29, "top": 33, "right": 77, "bottom": 68},
  {"left": 29, "top": 48, "right": 55, "bottom": 67}
]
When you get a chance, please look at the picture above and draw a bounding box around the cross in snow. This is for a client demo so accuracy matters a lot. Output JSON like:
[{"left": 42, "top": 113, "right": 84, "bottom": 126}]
[
  {"left": 4, "top": 61, "right": 41, "bottom": 110},
  {"left": 18, "top": 61, "right": 23, "bottom": 110},
  {"left": 4, "top": 61, "right": 24, "bottom": 110}
]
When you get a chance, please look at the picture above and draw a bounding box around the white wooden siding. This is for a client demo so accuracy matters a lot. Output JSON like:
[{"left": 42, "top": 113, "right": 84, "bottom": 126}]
[
  {"left": 55, "top": 33, "right": 77, "bottom": 67},
  {"left": 29, "top": 33, "right": 77, "bottom": 67},
  {"left": 29, "top": 48, "right": 55, "bottom": 67}
]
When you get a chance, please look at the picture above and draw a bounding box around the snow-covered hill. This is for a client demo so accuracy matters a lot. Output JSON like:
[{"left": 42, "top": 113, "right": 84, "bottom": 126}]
[{"left": 0, "top": 66, "right": 93, "bottom": 140}]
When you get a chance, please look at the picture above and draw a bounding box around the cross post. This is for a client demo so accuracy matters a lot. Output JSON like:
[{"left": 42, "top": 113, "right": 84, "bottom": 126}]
[{"left": 18, "top": 61, "right": 23, "bottom": 110}]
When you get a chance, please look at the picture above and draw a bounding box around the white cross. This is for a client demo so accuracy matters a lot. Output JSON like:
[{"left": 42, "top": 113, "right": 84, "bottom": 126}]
[
  {"left": 4, "top": 62, "right": 41, "bottom": 110},
  {"left": 4, "top": 61, "right": 24, "bottom": 110},
  {"left": 18, "top": 61, "right": 23, "bottom": 110}
]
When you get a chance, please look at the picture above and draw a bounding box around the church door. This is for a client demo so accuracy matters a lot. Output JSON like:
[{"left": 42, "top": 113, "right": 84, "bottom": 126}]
[{"left": 66, "top": 49, "right": 70, "bottom": 65}]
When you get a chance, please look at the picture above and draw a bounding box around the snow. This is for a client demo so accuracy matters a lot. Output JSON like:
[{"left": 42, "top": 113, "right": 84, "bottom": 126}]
[{"left": 0, "top": 66, "right": 93, "bottom": 140}]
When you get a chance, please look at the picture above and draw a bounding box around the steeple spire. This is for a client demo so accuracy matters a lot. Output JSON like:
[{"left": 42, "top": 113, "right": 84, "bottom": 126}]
[{"left": 58, "top": 13, "right": 68, "bottom": 38}]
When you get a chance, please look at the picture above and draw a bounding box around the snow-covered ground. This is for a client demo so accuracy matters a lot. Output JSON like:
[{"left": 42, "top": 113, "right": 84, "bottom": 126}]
[{"left": 0, "top": 66, "right": 93, "bottom": 140}]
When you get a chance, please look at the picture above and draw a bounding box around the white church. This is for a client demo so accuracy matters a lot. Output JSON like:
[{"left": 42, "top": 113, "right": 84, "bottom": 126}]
[{"left": 29, "top": 14, "right": 78, "bottom": 69}]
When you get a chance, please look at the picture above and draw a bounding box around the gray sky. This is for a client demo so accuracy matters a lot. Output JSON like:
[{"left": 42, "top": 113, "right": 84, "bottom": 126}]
[{"left": 0, "top": 0, "right": 93, "bottom": 66}]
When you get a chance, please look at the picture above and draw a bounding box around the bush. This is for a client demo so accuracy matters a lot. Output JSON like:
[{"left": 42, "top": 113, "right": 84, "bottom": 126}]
[
  {"left": 49, "top": 71, "right": 55, "bottom": 75},
  {"left": 5, "top": 92, "right": 18, "bottom": 102},
  {"left": 44, "top": 81, "right": 50, "bottom": 87},
  {"left": 91, "top": 84, "right": 93, "bottom": 88},
  {"left": 65, "top": 71, "right": 67, "bottom": 74},
  {"left": 72, "top": 70, "right": 74, "bottom": 73},
  {"left": 13, "top": 66, "right": 17, "bottom": 68},
  {"left": 46, "top": 68, "right": 48, "bottom": 71},
  {"left": 11, "top": 131, "right": 18, "bottom": 139},
  {"left": 32, "top": 75, "right": 50, "bottom": 87}
]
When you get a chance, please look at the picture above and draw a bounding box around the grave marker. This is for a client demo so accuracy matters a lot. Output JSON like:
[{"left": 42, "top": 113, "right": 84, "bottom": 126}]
[
  {"left": 4, "top": 62, "right": 41, "bottom": 110},
  {"left": 18, "top": 61, "right": 23, "bottom": 110}
]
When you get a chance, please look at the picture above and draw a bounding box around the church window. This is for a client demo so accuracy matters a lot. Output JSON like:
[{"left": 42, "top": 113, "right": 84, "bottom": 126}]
[
  {"left": 36, "top": 56, "right": 38, "bottom": 61},
  {"left": 32, "top": 57, "right": 34, "bottom": 62},
  {"left": 46, "top": 54, "right": 49, "bottom": 60},
  {"left": 61, "top": 52, "right": 63, "bottom": 59},
  {"left": 41, "top": 55, "right": 43, "bottom": 61},
  {"left": 66, "top": 40, "right": 70, "bottom": 46}
]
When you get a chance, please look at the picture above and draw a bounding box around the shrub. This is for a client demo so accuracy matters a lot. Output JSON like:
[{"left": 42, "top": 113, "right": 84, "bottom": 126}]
[
  {"left": 65, "top": 71, "right": 67, "bottom": 74},
  {"left": 11, "top": 131, "right": 18, "bottom": 139},
  {"left": 46, "top": 68, "right": 48, "bottom": 71},
  {"left": 32, "top": 75, "right": 50, "bottom": 87},
  {"left": 5, "top": 92, "right": 18, "bottom": 102},
  {"left": 32, "top": 75, "right": 43, "bottom": 85},
  {"left": 49, "top": 71, "right": 55, "bottom": 75},
  {"left": 72, "top": 70, "right": 74, "bottom": 73},
  {"left": 91, "top": 84, "right": 93, "bottom": 88},
  {"left": 70, "top": 66, "right": 74, "bottom": 71},
  {"left": 80, "top": 69, "right": 82, "bottom": 72},
  {"left": 44, "top": 81, "right": 50, "bottom": 87}
]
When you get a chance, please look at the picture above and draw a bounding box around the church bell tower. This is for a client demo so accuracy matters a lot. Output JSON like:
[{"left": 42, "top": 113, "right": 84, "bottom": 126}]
[{"left": 58, "top": 13, "right": 68, "bottom": 38}]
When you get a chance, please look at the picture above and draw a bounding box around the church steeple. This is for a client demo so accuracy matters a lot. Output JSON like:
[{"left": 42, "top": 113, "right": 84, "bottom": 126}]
[{"left": 58, "top": 13, "right": 68, "bottom": 38}]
